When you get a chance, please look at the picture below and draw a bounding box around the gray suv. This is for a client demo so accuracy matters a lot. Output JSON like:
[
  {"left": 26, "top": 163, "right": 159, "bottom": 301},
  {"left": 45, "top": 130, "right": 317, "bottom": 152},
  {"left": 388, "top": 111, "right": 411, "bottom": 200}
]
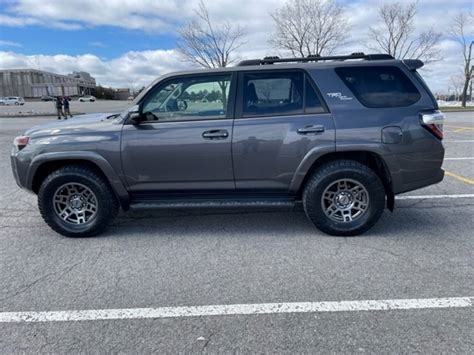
[{"left": 11, "top": 53, "right": 445, "bottom": 237}]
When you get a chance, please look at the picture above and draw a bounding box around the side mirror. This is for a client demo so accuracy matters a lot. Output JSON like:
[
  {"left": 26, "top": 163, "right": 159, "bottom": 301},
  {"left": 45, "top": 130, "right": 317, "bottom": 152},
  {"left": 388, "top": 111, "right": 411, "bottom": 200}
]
[{"left": 128, "top": 105, "right": 143, "bottom": 124}]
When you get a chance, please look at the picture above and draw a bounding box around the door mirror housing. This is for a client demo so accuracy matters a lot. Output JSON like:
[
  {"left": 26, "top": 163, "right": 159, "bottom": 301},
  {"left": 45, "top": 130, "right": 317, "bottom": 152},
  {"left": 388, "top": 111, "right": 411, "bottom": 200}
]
[{"left": 128, "top": 105, "right": 143, "bottom": 124}]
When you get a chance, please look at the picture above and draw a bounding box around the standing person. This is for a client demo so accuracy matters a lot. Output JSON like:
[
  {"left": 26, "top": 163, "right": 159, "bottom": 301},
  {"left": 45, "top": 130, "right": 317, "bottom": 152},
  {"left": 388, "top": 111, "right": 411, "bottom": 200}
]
[
  {"left": 63, "top": 96, "right": 72, "bottom": 118},
  {"left": 55, "top": 96, "right": 65, "bottom": 120}
]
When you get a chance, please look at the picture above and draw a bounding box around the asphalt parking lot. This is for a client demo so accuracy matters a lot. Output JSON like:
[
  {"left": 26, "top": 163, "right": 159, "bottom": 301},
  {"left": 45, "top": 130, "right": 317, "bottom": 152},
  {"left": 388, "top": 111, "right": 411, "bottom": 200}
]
[
  {"left": 0, "top": 111, "right": 473, "bottom": 353},
  {"left": 0, "top": 99, "right": 131, "bottom": 116}
]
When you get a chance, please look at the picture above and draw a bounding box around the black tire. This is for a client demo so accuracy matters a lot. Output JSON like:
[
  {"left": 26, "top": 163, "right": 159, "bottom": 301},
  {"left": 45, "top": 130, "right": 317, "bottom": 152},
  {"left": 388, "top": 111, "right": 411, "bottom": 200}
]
[
  {"left": 38, "top": 165, "right": 119, "bottom": 237},
  {"left": 303, "top": 160, "right": 385, "bottom": 236}
]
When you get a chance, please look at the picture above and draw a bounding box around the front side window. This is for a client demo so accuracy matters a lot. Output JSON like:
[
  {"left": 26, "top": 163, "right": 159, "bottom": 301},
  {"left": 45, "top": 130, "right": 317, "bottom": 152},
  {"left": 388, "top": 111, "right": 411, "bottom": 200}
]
[
  {"left": 142, "top": 74, "right": 231, "bottom": 122},
  {"left": 336, "top": 66, "right": 421, "bottom": 108}
]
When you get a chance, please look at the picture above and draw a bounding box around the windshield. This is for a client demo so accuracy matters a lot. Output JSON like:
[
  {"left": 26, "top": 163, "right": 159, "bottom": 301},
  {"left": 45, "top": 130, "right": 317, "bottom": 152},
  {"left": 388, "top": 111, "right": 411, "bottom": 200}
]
[{"left": 131, "top": 75, "right": 166, "bottom": 106}]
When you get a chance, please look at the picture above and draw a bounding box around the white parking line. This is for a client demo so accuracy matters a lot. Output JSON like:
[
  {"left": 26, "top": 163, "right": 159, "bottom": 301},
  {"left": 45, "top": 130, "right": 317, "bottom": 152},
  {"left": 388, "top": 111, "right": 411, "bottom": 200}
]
[
  {"left": 444, "top": 157, "right": 474, "bottom": 160},
  {"left": 0, "top": 297, "right": 471, "bottom": 323},
  {"left": 396, "top": 194, "right": 474, "bottom": 200},
  {"left": 444, "top": 140, "right": 474, "bottom": 143}
]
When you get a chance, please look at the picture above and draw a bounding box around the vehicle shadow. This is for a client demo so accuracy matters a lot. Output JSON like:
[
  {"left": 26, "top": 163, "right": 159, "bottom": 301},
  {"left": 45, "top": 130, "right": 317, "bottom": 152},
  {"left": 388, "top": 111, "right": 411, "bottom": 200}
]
[{"left": 102, "top": 199, "right": 473, "bottom": 240}]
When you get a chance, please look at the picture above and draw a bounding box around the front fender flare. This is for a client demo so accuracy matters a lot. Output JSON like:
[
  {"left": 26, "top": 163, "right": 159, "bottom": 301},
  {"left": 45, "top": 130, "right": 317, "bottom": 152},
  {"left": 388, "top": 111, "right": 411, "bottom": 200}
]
[{"left": 27, "top": 151, "right": 129, "bottom": 207}]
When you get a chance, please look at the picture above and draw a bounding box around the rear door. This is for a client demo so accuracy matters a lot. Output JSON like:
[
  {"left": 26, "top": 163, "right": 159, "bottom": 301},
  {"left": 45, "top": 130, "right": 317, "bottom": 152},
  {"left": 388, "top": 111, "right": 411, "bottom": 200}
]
[
  {"left": 121, "top": 72, "right": 236, "bottom": 193},
  {"left": 232, "top": 70, "right": 335, "bottom": 191}
]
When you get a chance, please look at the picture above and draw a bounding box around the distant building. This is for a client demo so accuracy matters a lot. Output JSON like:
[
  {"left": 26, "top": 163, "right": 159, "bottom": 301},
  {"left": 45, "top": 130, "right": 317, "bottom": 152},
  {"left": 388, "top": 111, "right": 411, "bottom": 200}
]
[{"left": 0, "top": 69, "right": 96, "bottom": 98}]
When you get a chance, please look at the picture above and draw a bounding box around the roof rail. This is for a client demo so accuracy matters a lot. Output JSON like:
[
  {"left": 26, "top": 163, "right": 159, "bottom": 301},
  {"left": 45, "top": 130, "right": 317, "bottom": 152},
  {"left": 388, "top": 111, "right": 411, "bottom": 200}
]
[{"left": 237, "top": 53, "right": 394, "bottom": 66}]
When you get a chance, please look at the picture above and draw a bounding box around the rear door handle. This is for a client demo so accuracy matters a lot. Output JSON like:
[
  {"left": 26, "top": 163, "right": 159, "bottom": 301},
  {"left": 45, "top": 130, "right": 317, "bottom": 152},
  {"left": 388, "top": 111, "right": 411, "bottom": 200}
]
[
  {"left": 202, "top": 129, "right": 229, "bottom": 140},
  {"left": 297, "top": 125, "right": 325, "bottom": 135}
]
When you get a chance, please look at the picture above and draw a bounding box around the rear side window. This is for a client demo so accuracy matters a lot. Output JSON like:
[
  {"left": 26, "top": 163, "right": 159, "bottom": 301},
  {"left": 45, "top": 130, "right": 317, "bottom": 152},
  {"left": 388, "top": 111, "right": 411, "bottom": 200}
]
[
  {"left": 335, "top": 66, "right": 421, "bottom": 108},
  {"left": 305, "top": 77, "right": 325, "bottom": 114},
  {"left": 241, "top": 71, "right": 326, "bottom": 117}
]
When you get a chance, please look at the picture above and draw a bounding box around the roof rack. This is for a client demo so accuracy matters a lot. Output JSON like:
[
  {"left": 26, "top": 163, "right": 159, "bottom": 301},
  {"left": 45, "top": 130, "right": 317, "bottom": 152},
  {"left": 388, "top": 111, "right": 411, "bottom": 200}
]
[{"left": 237, "top": 53, "right": 394, "bottom": 66}]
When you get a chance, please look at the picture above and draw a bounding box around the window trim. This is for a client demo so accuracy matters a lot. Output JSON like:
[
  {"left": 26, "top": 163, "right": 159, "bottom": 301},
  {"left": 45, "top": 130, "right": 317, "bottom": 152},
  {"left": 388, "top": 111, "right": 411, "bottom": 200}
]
[
  {"left": 133, "top": 72, "right": 237, "bottom": 124},
  {"left": 235, "top": 69, "right": 329, "bottom": 119},
  {"left": 335, "top": 65, "right": 422, "bottom": 109}
]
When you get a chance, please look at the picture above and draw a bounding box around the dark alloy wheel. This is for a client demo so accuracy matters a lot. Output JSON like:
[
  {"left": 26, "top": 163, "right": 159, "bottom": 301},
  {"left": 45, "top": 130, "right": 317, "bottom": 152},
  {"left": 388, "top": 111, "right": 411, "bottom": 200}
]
[
  {"left": 53, "top": 182, "right": 99, "bottom": 225},
  {"left": 303, "top": 160, "right": 385, "bottom": 236},
  {"left": 38, "top": 165, "right": 119, "bottom": 237}
]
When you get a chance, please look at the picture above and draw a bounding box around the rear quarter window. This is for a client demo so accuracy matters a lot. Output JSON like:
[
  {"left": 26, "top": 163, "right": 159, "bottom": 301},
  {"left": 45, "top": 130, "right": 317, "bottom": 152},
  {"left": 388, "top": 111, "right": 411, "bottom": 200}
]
[{"left": 335, "top": 66, "right": 421, "bottom": 108}]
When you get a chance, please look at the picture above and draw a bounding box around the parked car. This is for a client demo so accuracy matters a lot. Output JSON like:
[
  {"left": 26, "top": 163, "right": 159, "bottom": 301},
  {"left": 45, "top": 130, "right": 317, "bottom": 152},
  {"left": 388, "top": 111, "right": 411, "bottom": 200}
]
[
  {"left": 78, "top": 95, "right": 96, "bottom": 102},
  {"left": 11, "top": 53, "right": 445, "bottom": 238},
  {"left": 40, "top": 95, "right": 55, "bottom": 101},
  {"left": 0, "top": 96, "right": 25, "bottom": 105}
]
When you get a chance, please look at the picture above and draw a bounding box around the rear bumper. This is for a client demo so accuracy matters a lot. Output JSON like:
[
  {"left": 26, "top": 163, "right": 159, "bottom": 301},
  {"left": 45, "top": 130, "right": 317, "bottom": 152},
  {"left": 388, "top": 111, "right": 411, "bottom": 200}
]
[
  {"left": 395, "top": 168, "right": 444, "bottom": 194},
  {"left": 385, "top": 141, "right": 445, "bottom": 194}
]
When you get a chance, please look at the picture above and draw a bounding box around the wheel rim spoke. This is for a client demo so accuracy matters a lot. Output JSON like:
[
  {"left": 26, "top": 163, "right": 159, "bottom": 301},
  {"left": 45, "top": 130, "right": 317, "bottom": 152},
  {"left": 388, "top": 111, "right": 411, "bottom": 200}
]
[
  {"left": 321, "top": 178, "right": 370, "bottom": 223},
  {"left": 53, "top": 183, "right": 98, "bottom": 225}
]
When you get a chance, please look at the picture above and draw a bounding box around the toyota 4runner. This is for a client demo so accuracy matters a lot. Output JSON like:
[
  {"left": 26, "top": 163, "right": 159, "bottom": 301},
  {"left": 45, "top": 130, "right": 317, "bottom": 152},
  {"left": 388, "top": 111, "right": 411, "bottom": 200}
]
[{"left": 11, "top": 53, "right": 445, "bottom": 237}]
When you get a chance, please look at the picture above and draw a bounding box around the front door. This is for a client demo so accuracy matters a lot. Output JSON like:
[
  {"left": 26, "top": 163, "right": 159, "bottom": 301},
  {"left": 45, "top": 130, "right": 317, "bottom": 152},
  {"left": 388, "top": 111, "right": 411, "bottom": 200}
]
[{"left": 121, "top": 73, "right": 236, "bottom": 193}]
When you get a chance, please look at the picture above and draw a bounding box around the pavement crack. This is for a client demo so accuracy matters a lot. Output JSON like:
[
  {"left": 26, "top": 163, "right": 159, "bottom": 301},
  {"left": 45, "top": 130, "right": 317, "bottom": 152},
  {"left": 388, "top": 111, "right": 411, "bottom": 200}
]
[
  {"left": 0, "top": 259, "right": 85, "bottom": 301},
  {"left": 201, "top": 331, "right": 215, "bottom": 351},
  {"left": 0, "top": 187, "right": 21, "bottom": 200}
]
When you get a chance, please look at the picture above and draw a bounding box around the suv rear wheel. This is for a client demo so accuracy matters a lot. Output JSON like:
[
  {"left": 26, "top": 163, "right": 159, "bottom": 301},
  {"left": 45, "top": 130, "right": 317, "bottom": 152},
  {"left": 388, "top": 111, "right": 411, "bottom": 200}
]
[
  {"left": 303, "top": 160, "right": 385, "bottom": 236},
  {"left": 38, "top": 165, "right": 119, "bottom": 237}
]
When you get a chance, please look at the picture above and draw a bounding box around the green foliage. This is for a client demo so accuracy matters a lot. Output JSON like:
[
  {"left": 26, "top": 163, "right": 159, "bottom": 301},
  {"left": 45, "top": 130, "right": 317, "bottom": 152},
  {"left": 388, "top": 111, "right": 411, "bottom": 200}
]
[{"left": 95, "top": 85, "right": 115, "bottom": 100}]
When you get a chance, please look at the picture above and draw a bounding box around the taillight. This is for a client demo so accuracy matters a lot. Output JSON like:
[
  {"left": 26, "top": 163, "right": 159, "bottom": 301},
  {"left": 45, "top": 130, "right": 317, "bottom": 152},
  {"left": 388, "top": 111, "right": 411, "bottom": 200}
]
[
  {"left": 420, "top": 110, "right": 444, "bottom": 140},
  {"left": 14, "top": 135, "right": 29, "bottom": 150}
]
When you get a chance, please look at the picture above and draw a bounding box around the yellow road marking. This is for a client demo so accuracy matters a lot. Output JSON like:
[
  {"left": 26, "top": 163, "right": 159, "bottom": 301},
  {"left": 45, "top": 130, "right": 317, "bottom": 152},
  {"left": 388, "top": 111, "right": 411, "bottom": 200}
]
[
  {"left": 445, "top": 171, "right": 474, "bottom": 186},
  {"left": 454, "top": 128, "right": 474, "bottom": 133},
  {"left": 445, "top": 125, "right": 474, "bottom": 130},
  {"left": 444, "top": 124, "right": 474, "bottom": 133},
  {"left": 445, "top": 125, "right": 474, "bottom": 133}
]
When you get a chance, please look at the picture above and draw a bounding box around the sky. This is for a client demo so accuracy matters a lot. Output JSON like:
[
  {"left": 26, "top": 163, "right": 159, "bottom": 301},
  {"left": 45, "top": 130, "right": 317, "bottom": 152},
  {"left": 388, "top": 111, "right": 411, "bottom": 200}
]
[{"left": 0, "top": 0, "right": 472, "bottom": 92}]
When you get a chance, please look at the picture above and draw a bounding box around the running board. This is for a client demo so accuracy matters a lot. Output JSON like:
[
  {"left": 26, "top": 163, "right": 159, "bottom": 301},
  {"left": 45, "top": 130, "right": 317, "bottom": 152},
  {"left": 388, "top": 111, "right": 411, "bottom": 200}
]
[{"left": 130, "top": 198, "right": 296, "bottom": 210}]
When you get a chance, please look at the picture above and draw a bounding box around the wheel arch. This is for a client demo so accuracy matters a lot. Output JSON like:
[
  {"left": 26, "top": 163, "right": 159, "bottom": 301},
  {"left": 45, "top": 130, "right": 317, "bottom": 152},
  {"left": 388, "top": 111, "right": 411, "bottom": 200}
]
[
  {"left": 29, "top": 152, "right": 130, "bottom": 209},
  {"left": 292, "top": 150, "right": 394, "bottom": 211}
]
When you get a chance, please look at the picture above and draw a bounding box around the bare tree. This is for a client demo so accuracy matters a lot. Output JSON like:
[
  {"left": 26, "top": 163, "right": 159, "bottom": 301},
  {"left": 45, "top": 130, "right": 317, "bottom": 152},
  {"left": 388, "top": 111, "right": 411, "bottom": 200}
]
[
  {"left": 368, "top": 2, "right": 442, "bottom": 64},
  {"left": 449, "top": 75, "right": 465, "bottom": 101},
  {"left": 449, "top": 12, "right": 473, "bottom": 107},
  {"left": 177, "top": 0, "right": 247, "bottom": 68},
  {"left": 269, "top": 0, "right": 349, "bottom": 57}
]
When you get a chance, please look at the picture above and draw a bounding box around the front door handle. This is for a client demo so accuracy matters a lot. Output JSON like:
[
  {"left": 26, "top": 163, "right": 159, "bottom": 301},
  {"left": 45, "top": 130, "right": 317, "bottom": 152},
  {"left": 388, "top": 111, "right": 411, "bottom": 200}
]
[
  {"left": 297, "top": 125, "right": 325, "bottom": 135},
  {"left": 202, "top": 129, "right": 229, "bottom": 140}
]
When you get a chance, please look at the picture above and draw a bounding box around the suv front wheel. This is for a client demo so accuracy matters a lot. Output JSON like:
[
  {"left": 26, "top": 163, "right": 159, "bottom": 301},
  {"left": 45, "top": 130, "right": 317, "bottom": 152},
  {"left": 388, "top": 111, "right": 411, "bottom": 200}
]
[
  {"left": 38, "top": 165, "right": 119, "bottom": 237},
  {"left": 303, "top": 160, "right": 385, "bottom": 236}
]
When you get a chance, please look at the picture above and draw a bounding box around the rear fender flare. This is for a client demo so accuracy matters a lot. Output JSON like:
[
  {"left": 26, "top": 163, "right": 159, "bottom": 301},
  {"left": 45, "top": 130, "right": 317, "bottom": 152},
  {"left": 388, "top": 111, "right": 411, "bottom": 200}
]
[
  {"left": 289, "top": 145, "right": 335, "bottom": 193},
  {"left": 290, "top": 145, "right": 397, "bottom": 211}
]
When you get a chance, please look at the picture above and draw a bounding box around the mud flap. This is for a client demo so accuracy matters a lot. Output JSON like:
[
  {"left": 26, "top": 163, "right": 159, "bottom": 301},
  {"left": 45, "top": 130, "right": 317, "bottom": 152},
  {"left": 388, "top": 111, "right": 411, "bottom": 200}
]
[{"left": 386, "top": 190, "right": 395, "bottom": 212}]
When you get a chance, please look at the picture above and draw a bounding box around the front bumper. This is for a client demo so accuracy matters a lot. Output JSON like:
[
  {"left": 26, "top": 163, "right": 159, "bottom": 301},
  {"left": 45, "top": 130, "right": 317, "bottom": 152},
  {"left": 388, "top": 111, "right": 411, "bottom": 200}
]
[{"left": 10, "top": 148, "right": 30, "bottom": 190}]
